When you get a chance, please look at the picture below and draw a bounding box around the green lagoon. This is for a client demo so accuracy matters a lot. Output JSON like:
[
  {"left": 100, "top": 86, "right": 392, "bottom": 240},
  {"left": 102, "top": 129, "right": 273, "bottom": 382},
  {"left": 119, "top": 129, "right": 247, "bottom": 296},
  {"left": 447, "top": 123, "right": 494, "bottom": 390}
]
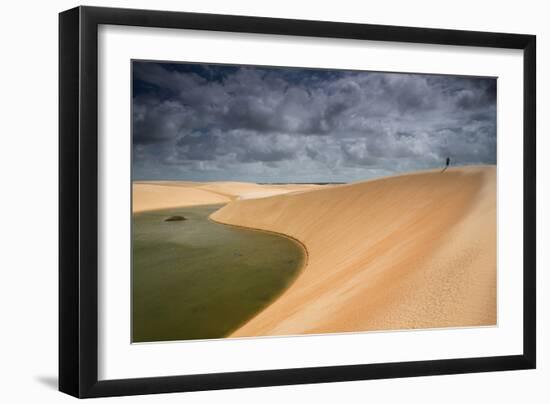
[{"left": 132, "top": 204, "right": 305, "bottom": 342}]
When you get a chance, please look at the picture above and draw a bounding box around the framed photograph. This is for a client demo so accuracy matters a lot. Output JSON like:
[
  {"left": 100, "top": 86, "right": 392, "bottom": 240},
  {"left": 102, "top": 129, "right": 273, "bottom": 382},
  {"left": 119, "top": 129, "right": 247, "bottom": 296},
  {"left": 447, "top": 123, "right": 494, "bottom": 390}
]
[{"left": 59, "top": 6, "right": 536, "bottom": 398}]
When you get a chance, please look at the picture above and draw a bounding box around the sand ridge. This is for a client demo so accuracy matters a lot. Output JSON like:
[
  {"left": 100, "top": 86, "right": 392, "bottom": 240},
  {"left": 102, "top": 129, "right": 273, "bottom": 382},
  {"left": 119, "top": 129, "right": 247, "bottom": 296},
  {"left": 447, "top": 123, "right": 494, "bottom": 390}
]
[
  {"left": 198, "top": 182, "right": 323, "bottom": 201},
  {"left": 132, "top": 181, "right": 321, "bottom": 212},
  {"left": 211, "top": 166, "right": 497, "bottom": 337},
  {"left": 132, "top": 183, "right": 230, "bottom": 213}
]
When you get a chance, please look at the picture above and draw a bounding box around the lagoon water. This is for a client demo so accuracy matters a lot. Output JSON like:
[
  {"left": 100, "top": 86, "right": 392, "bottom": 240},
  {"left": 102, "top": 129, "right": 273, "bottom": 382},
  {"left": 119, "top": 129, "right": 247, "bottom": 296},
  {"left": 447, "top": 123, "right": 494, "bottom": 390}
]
[{"left": 132, "top": 204, "right": 305, "bottom": 342}]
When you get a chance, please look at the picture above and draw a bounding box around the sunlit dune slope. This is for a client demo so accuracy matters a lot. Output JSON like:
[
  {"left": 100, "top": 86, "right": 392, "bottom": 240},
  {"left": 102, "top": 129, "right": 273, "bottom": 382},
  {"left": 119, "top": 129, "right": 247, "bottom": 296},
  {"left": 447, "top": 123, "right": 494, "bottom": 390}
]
[{"left": 211, "top": 166, "right": 496, "bottom": 337}]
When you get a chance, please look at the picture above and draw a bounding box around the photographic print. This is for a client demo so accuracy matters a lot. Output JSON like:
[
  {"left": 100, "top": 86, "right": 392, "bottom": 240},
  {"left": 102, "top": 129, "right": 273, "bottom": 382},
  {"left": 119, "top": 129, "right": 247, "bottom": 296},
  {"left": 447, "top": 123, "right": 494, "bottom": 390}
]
[{"left": 131, "top": 60, "right": 497, "bottom": 343}]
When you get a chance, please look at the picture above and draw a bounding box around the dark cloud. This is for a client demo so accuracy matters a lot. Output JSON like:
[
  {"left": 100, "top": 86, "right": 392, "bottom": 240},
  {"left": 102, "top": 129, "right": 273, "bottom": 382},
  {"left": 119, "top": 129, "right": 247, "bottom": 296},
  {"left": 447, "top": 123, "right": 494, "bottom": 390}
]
[{"left": 132, "top": 61, "right": 496, "bottom": 182}]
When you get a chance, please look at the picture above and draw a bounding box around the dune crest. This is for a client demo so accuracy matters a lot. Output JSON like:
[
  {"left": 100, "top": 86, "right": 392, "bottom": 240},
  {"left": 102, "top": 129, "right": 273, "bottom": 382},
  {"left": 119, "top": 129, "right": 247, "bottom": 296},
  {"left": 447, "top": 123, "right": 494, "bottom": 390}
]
[
  {"left": 198, "top": 182, "right": 322, "bottom": 201},
  {"left": 211, "top": 166, "right": 497, "bottom": 337}
]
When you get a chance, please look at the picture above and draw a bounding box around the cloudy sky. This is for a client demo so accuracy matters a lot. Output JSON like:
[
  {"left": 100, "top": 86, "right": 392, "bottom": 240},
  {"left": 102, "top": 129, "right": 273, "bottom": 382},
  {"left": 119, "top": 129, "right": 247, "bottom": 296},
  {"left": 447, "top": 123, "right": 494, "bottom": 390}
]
[{"left": 132, "top": 61, "right": 496, "bottom": 183}]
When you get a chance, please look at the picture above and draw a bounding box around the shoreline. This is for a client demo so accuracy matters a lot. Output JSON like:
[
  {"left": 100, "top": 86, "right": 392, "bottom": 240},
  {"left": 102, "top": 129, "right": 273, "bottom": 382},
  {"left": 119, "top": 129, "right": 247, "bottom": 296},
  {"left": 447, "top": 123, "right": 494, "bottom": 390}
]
[
  {"left": 208, "top": 214, "right": 309, "bottom": 337},
  {"left": 209, "top": 213, "right": 309, "bottom": 333}
]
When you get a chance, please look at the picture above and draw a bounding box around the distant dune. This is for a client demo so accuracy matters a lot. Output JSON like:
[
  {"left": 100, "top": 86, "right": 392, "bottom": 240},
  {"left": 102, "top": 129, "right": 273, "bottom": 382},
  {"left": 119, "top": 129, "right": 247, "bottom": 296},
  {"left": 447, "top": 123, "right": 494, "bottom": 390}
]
[
  {"left": 211, "top": 166, "right": 496, "bottom": 337},
  {"left": 132, "top": 183, "right": 230, "bottom": 213},
  {"left": 132, "top": 181, "right": 318, "bottom": 212}
]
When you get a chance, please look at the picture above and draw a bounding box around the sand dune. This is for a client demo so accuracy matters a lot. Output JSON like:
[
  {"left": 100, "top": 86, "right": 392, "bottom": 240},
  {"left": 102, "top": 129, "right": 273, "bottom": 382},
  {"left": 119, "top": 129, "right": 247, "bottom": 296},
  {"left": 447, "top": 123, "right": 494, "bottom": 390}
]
[
  {"left": 211, "top": 166, "right": 496, "bottom": 337},
  {"left": 133, "top": 182, "right": 320, "bottom": 212},
  {"left": 132, "top": 183, "right": 230, "bottom": 213}
]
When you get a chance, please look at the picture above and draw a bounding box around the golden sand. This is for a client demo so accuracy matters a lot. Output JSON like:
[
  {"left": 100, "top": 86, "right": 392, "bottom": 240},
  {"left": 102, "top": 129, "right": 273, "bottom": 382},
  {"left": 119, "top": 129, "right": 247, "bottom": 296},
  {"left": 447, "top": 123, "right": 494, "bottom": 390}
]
[{"left": 210, "top": 166, "right": 497, "bottom": 337}]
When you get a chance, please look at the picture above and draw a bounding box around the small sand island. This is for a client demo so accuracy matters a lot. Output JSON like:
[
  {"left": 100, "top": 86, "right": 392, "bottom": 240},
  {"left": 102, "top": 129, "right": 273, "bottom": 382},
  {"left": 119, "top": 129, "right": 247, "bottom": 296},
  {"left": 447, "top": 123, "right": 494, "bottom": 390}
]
[
  {"left": 163, "top": 215, "right": 187, "bottom": 222},
  {"left": 132, "top": 165, "right": 496, "bottom": 341}
]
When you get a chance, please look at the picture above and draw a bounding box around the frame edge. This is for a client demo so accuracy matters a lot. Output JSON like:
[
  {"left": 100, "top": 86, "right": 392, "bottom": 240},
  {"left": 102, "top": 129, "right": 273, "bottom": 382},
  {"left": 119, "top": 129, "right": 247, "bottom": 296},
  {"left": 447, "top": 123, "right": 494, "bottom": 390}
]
[
  {"left": 522, "top": 34, "right": 536, "bottom": 369},
  {"left": 58, "top": 5, "right": 81, "bottom": 398}
]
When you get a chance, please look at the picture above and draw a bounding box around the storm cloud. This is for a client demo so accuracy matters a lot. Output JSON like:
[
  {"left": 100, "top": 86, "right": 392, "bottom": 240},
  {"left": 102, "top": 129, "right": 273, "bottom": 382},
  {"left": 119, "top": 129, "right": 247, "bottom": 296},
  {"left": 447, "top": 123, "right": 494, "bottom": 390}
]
[{"left": 132, "top": 61, "right": 496, "bottom": 182}]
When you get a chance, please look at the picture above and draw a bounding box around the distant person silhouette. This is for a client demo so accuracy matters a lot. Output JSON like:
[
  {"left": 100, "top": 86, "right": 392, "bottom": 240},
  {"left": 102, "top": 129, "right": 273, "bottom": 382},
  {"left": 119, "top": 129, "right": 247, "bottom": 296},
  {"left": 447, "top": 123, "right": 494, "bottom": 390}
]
[{"left": 441, "top": 157, "right": 450, "bottom": 173}]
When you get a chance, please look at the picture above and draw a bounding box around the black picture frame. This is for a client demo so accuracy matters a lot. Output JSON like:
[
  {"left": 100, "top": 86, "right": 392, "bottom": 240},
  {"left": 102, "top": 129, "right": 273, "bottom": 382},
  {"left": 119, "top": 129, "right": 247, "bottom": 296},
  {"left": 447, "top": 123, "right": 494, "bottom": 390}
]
[{"left": 59, "top": 5, "right": 536, "bottom": 398}]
